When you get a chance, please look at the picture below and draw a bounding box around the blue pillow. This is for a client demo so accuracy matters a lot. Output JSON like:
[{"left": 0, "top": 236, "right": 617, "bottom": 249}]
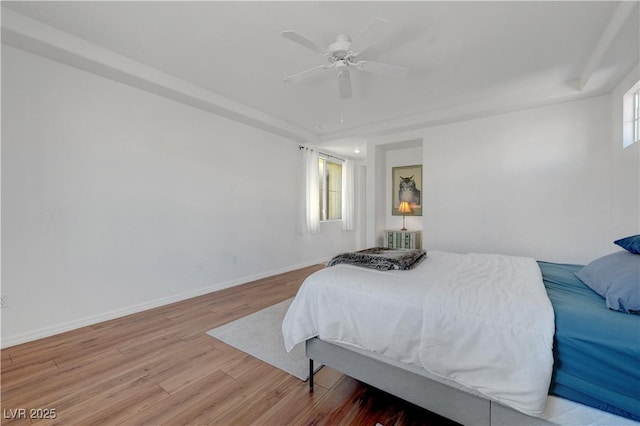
[
  {"left": 575, "top": 251, "right": 640, "bottom": 314},
  {"left": 614, "top": 235, "right": 640, "bottom": 254}
]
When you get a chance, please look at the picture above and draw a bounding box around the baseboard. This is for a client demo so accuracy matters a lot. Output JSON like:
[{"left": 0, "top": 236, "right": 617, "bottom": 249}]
[{"left": 0, "top": 258, "right": 328, "bottom": 349}]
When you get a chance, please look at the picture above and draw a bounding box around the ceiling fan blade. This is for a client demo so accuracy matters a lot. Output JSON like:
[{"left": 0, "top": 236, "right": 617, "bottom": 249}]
[
  {"left": 282, "top": 30, "right": 326, "bottom": 55},
  {"left": 350, "top": 18, "right": 387, "bottom": 56},
  {"left": 355, "top": 60, "right": 409, "bottom": 78},
  {"left": 337, "top": 69, "right": 352, "bottom": 99},
  {"left": 283, "top": 64, "right": 330, "bottom": 83}
]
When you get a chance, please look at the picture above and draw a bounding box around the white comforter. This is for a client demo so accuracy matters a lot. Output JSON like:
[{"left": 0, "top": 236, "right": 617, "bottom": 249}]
[{"left": 282, "top": 251, "right": 555, "bottom": 417}]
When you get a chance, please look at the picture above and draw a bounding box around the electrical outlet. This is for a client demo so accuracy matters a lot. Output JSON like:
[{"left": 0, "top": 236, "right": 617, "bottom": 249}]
[{"left": 0, "top": 295, "right": 6, "bottom": 309}]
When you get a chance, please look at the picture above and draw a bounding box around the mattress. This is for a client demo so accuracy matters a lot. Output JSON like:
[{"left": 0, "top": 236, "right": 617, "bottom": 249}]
[
  {"left": 283, "top": 250, "right": 555, "bottom": 416},
  {"left": 539, "top": 261, "right": 640, "bottom": 421}
]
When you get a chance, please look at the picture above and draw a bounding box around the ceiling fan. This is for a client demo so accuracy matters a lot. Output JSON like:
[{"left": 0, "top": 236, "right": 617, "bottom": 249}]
[{"left": 282, "top": 18, "right": 409, "bottom": 100}]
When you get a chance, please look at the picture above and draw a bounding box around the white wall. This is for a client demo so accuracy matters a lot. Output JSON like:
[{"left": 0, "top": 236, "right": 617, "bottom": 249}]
[
  {"left": 367, "top": 94, "right": 636, "bottom": 265},
  {"left": 421, "top": 96, "right": 612, "bottom": 264},
  {"left": 1, "top": 46, "right": 357, "bottom": 347},
  {"left": 610, "top": 65, "right": 640, "bottom": 240}
]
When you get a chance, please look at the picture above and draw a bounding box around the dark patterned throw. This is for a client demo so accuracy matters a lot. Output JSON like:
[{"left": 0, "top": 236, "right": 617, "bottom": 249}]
[{"left": 326, "top": 247, "right": 427, "bottom": 271}]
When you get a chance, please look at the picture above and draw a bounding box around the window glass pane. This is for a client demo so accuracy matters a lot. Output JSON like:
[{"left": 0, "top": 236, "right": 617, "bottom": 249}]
[
  {"left": 622, "top": 82, "right": 640, "bottom": 147},
  {"left": 317, "top": 157, "right": 343, "bottom": 222},
  {"left": 318, "top": 158, "right": 326, "bottom": 220},
  {"left": 326, "top": 161, "right": 342, "bottom": 220},
  {"left": 635, "top": 90, "right": 640, "bottom": 142}
]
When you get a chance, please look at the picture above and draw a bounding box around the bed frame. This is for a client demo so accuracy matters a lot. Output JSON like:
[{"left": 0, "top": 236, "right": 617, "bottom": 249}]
[{"left": 306, "top": 337, "right": 554, "bottom": 426}]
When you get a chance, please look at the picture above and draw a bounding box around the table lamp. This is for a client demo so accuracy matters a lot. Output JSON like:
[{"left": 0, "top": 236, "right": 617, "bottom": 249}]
[{"left": 398, "top": 201, "right": 412, "bottom": 231}]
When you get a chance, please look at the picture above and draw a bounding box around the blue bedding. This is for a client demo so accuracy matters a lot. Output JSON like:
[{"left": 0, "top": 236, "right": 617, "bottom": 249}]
[{"left": 539, "top": 261, "right": 640, "bottom": 420}]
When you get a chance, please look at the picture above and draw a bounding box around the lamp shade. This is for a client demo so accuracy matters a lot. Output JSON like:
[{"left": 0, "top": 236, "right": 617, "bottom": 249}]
[{"left": 398, "top": 201, "right": 412, "bottom": 214}]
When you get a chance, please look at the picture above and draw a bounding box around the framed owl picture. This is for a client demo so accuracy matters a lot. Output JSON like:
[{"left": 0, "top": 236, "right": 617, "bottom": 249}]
[{"left": 391, "top": 164, "right": 422, "bottom": 216}]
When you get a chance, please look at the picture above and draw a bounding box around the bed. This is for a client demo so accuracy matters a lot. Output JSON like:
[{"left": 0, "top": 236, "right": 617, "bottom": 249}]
[{"left": 282, "top": 250, "right": 640, "bottom": 426}]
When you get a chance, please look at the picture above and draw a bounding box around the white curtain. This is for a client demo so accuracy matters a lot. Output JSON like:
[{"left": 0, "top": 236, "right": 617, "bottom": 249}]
[
  {"left": 303, "top": 147, "right": 320, "bottom": 234},
  {"left": 341, "top": 159, "right": 355, "bottom": 231}
]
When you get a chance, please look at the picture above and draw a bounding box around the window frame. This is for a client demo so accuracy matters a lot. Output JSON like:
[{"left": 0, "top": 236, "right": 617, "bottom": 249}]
[
  {"left": 633, "top": 88, "right": 639, "bottom": 144},
  {"left": 623, "top": 80, "right": 640, "bottom": 148}
]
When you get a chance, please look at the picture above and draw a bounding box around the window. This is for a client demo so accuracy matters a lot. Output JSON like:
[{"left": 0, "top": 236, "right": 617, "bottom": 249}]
[
  {"left": 318, "top": 156, "right": 342, "bottom": 221},
  {"left": 634, "top": 88, "right": 640, "bottom": 144},
  {"left": 623, "top": 80, "right": 640, "bottom": 148}
]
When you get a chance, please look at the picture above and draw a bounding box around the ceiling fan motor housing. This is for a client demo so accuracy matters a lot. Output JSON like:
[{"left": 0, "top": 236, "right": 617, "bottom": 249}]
[{"left": 329, "top": 34, "right": 352, "bottom": 59}]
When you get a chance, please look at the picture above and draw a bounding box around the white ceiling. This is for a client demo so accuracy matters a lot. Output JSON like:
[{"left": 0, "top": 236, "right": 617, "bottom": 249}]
[{"left": 2, "top": 1, "right": 639, "bottom": 156}]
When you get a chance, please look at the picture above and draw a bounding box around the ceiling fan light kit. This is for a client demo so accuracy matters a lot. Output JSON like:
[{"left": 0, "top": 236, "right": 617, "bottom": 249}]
[
  {"left": 337, "top": 68, "right": 352, "bottom": 99},
  {"left": 282, "top": 18, "right": 409, "bottom": 99}
]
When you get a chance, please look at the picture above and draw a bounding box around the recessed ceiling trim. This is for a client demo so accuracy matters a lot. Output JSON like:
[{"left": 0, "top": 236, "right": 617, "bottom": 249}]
[
  {"left": 578, "top": 1, "right": 638, "bottom": 91},
  {"left": 319, "top": 81, "right": 594, "bottom": 142},
  {"left": 1, "top": 8, "right": 319, "bottom": 144}
]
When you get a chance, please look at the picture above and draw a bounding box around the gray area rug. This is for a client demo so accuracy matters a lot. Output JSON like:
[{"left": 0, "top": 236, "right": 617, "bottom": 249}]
[{"left": 206, "top": 298, "right": 322, "bottom": 381}]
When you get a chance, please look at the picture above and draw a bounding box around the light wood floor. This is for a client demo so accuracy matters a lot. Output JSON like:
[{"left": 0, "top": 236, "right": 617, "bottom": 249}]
[{"left": 1, "top": 265, "right": 457, "bottom": 425}]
